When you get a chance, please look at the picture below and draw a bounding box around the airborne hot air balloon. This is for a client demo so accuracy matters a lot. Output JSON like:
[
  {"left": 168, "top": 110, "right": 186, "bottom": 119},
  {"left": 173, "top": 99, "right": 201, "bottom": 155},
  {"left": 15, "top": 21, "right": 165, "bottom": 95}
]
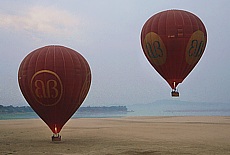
[
  {"left": 141, "top": 10, "right": 207, "bottom": 97},
  {"left": 18, "top": 45, "right": 91, "bottom": 141}
]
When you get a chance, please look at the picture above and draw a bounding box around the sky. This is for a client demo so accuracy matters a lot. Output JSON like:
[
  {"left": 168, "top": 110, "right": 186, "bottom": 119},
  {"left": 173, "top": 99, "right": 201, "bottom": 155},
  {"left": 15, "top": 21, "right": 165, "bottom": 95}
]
[{"left": 0, "top": 0, "right": 230, "bottom": 106}]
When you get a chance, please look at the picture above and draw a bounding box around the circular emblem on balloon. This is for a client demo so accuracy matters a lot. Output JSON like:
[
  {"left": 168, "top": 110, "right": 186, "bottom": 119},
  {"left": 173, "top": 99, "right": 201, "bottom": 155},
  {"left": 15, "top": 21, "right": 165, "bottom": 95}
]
[
  {"left": 186, "top": 30, "right": 206, "bottom": 65},
  {"left": 143, "top": 32, "right": 167, "bottom": 66},
  {"left": 30, "top": 70, "right": 63, "bottom": 106}
]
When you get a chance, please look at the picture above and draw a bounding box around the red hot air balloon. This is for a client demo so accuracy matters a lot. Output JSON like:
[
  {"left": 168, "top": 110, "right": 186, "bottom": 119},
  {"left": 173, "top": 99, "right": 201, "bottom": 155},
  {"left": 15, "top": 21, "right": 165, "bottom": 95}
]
[
  {"left": 141, "top": 10, "right": 207, "bottom": 97},
  {"left": 18, "top": 45, "right": 91, "bottom": 141}
]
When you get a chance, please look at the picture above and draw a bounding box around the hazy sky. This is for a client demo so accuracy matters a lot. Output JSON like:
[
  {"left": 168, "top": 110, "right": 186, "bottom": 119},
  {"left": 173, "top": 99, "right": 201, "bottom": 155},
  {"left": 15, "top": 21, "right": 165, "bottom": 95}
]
[{"left": 0, "top": 0, "right": 230, "bottom": 106}]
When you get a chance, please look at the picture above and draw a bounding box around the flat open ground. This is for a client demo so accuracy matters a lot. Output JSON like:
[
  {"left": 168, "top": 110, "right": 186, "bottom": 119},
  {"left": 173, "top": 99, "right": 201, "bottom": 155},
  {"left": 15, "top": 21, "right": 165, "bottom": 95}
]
[{"left": 0, "top": 116, "right": 230, "bottom": 155}]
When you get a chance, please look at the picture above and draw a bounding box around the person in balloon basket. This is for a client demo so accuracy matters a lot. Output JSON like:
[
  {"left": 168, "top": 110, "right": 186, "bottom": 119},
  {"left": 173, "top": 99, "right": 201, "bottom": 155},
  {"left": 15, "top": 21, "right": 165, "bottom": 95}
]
[{"left": 52, "top": 133, "right": 61, "bottom": 141}]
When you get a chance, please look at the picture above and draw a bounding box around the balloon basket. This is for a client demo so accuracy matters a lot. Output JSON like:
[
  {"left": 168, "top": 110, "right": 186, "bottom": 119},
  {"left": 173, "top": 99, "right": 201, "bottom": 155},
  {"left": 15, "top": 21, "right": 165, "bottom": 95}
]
[
  {"left": 171, "top": 91, "right": 179, "bottom": 97},
  {"left": 52, "top": 134, "right": 61, "bottom": 141}
]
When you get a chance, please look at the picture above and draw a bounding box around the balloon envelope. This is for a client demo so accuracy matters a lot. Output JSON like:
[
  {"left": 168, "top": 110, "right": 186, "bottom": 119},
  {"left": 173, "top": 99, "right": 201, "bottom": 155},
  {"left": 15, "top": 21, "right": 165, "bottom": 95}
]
[
  {"left": 141, "top": 10, "right": 207, "bottom": 92},
  {"left": 18, "top": 45, "right": 91, "bottom": 134}
]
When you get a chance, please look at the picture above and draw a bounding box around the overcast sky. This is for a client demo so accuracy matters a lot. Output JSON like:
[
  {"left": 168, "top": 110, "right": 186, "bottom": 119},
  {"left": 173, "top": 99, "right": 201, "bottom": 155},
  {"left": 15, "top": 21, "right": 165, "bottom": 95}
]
[{"left": 0, "top": 0, "right": 230, "bottom": 106}]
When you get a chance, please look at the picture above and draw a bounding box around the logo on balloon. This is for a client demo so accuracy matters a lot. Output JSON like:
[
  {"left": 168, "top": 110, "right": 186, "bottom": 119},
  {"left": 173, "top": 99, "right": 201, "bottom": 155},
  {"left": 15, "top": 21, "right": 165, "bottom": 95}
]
[
  {"left": 143, "top": 32, "right": 167, "bottom": 66},
  {"left": 30, "top": 70, "right": 63, "bottom": 106},
  {"left": 186, "top": 30, "right": 206, "bottom": 65}
]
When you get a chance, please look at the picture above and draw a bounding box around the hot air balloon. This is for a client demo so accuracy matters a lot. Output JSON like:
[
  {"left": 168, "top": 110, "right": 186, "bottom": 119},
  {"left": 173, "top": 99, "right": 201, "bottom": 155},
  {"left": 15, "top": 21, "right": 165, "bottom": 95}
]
[
  {"left": 18, "top": 45, "right": 91, "bottom": 141},
  {"left": 141, "top": 10, "right": 207, "bottom": 97}
]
